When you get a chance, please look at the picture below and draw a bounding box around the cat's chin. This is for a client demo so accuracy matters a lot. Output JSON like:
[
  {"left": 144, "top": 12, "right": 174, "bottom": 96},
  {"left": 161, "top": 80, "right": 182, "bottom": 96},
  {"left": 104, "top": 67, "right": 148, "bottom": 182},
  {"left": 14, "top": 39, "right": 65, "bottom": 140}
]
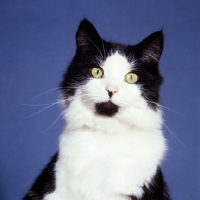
[{"left": 95, "top": 101, "right": 119, "bottom": 117}]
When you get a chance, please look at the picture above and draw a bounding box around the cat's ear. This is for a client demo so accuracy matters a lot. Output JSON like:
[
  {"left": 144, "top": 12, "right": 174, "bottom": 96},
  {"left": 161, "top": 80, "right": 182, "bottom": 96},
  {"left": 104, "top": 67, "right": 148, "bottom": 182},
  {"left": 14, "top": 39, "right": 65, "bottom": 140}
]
[
  {"left": 76, "top": 19, "right": 102, "bottom": 55},
  {"left": 135, "top": 31, "right": 164, "bottom": 63}
]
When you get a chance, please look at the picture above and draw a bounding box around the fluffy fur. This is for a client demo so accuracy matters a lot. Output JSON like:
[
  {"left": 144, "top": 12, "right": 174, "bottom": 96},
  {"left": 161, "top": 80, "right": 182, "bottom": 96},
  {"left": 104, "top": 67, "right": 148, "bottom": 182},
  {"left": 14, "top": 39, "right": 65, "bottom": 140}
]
[{"left": 23, "top": 19, "right": 170, "bottom": 200}]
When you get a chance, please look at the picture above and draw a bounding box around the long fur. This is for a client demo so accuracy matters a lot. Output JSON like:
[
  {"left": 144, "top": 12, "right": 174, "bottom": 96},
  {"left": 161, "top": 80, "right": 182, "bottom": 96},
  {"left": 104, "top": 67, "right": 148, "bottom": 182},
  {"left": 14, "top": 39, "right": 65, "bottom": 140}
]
[{"left": 23, "top": 19, "right": 170, "bottom": 200}]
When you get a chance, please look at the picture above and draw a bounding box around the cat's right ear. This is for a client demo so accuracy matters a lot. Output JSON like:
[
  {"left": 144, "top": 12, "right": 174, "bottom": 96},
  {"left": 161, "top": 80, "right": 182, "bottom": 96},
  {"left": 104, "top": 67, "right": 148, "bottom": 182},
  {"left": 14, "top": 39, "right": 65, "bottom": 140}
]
[
  {"left": 135, "top": 31, "right": 164, "bottom": 63},
  {"left": 76, "top": 19, "right": 102, "bottom": 55}
]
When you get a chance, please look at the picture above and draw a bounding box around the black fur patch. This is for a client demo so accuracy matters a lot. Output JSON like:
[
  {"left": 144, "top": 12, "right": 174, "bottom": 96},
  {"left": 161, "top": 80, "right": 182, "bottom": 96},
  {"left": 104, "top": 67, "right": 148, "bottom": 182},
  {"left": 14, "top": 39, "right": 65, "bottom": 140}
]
[
  {"left": 95, "top": 101, "right": 119, "bottom": 117},
  {"left": 23, "top": 153, "right": 58, "bottom": 200},
  {"left": 129, "top": 167, "right": 170, "bottom": 200}
]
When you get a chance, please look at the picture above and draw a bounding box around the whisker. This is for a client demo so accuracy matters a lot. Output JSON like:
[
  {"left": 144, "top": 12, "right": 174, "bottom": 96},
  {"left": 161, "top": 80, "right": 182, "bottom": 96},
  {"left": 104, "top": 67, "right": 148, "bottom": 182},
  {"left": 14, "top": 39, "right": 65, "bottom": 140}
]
[
  {"left": 160, "top": 105, "right": 185, "bottom": 117},
  {"left": 30, "top": 87, "right": 61, "bottom": 101},
  {"left": 24, "top": 100, "right": 66, "bottom": 118},
  {"left": 41, "top": 109, "right": 66, "bottom": 134},
  {"left": 163, "top": 123, "right": 186, "bottom": 147},
  {"left": 145, "top": 100, "right": 184, "bottom": 117},
  {"left": 21, "top": 103, "right": 58, "bottom": 107}
]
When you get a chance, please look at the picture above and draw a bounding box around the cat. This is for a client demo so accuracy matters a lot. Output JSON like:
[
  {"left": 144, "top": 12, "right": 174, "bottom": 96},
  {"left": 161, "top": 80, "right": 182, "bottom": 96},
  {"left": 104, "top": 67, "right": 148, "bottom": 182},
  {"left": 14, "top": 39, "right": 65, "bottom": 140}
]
[{"left": 23, "top": 19, "right": 171, "bottom": 200}]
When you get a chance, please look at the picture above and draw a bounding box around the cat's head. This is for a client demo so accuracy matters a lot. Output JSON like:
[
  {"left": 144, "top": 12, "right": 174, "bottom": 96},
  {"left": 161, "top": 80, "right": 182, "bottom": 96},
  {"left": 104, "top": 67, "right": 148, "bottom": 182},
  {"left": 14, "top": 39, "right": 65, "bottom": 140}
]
[{"left": 61, "top": 19, "right": 163, "bottom": 128}]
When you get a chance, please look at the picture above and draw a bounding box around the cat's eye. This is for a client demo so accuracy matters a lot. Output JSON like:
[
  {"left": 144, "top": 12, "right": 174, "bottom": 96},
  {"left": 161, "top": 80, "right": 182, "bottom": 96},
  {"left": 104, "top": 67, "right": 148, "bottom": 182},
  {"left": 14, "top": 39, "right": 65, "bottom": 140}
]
[
  {"left": 91, "top": 67, "right": 104, "bottom": 78},
  {"left": 125, "top": 73, "right": 138, "bottom": 84}
]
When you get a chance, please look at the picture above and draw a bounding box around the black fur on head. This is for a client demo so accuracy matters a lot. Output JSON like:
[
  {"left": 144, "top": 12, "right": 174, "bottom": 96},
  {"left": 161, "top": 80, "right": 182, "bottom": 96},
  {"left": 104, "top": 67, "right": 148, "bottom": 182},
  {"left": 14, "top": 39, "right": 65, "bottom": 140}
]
[
  {"left": 60, "top": 19, "right": 164, "bottom": 110},
  {"left": 132, "top": 31, "right": 164, "bottom": 109}
]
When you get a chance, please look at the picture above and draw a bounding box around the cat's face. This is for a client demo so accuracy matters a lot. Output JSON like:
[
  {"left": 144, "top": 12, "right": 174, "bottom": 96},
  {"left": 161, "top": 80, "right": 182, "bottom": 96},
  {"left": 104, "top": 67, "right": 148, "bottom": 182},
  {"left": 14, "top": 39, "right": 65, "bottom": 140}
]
[
  {"left": 80, "top": 51, "right": 142, "bottom": 117},
  {"left": 61, "top": 19, "right": 163, "bottom": 119}
]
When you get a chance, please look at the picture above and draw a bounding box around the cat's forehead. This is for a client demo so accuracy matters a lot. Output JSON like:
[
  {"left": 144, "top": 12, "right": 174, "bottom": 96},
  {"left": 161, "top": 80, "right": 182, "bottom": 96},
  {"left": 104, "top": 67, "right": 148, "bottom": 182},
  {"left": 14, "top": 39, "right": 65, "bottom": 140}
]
[{"left": 101, "top": 51, "right": 133, "bottom": 74}]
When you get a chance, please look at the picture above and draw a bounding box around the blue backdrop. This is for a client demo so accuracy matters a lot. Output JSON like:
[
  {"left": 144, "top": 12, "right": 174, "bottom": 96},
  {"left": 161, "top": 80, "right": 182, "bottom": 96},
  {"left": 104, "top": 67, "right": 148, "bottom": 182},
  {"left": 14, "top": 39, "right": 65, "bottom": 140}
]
[{"left": 0, "top": 1, "right": 199, "bottom": 199}]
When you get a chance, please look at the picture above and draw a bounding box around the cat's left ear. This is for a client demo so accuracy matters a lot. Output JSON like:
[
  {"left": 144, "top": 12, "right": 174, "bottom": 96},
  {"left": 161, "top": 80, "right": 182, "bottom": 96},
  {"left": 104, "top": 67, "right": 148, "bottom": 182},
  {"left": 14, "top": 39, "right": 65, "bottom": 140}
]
[
  {"left": 135, "top": 31, "right": 164, "bottom": 63},
  {"left": 76, "top": 19, "right": 102, "bottom": 55}
]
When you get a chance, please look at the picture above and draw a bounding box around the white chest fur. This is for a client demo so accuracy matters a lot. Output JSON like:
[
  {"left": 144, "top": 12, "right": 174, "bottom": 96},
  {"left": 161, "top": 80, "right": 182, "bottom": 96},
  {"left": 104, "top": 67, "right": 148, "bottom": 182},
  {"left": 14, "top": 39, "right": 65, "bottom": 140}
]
[{"left": 45, "top": 125, "right": 166, "bottom": 200}]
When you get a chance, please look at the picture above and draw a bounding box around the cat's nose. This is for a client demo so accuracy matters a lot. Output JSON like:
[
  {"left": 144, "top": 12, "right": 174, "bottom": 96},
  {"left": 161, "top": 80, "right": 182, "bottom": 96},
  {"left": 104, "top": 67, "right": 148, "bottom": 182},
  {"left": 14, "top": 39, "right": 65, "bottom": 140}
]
[{"left": 106, "top": 86, "right": 118, "bottom": 98}]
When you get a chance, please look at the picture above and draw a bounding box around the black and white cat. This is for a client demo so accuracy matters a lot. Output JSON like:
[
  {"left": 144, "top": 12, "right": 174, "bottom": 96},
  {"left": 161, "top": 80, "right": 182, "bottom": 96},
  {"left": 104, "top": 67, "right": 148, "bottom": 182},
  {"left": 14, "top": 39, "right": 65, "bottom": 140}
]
[{"left": 23, "top": 19, "right": 170, "bottom": 200}]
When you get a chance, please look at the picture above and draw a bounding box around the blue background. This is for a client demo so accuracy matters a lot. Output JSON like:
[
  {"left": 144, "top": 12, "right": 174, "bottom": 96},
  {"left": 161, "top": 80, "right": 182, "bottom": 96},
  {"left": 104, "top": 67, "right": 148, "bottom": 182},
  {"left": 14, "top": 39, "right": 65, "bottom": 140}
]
[{"left": 0, "top": 0, "right": 199, "bottom": 199}]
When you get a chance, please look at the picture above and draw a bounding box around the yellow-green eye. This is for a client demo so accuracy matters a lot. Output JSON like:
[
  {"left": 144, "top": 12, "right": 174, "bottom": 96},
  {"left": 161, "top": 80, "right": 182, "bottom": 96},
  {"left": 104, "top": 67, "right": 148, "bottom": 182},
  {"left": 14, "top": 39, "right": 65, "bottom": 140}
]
[
  {"left": 125, "top": 73, "right": 138, "bottom": 84},
  {"left": 91, "top": 67, "right": 104, "bottom": 78}
]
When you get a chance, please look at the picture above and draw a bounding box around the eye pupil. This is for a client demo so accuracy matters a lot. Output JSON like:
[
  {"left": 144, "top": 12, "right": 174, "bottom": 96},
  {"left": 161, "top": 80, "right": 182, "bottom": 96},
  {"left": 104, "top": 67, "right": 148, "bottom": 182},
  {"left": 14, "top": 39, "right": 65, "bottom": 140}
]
[
  {"left": 125, "top": 73, "right": 138, "bottom": 84},
  {"left": 91, "top": 67, "right": 104, "bottom": 78}
]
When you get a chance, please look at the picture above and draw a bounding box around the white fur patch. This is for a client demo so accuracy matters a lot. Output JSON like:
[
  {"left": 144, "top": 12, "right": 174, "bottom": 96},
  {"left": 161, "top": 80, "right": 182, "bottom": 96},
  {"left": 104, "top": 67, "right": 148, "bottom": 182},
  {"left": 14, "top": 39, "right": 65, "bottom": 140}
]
[{"left": 44, "top": 52, "right": 166, "bottom": 200}]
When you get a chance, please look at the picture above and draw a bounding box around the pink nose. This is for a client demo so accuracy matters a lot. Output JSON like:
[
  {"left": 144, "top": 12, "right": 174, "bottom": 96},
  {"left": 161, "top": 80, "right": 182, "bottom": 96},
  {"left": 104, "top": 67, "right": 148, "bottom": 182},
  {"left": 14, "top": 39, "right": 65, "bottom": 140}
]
[{"left": 106, "top": 86, "right": 118, "bottom": 98}]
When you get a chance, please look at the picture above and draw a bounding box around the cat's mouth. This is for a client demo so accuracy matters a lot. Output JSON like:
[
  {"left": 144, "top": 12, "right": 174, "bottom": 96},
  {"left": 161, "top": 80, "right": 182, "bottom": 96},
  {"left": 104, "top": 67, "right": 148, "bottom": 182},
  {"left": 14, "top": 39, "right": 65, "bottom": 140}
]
[{"left": 95, "top": 101, "right": 119, "bottom": 117}]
